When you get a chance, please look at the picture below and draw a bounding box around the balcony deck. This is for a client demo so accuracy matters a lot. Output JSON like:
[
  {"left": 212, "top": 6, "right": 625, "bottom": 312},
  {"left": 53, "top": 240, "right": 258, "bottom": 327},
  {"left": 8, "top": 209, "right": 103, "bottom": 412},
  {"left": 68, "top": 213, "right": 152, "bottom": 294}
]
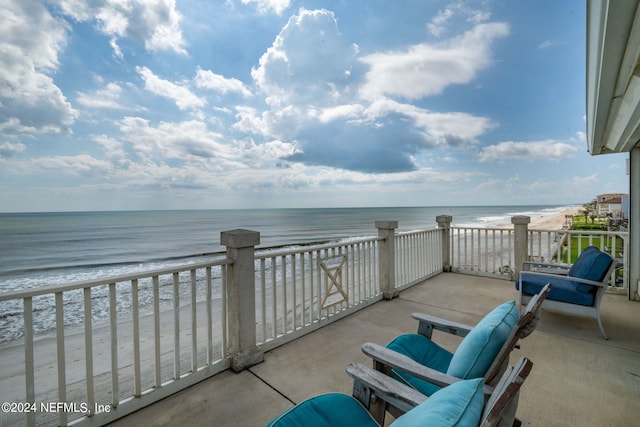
[{"left": 109, "top": 273, "right": 640, "bottom": 427}]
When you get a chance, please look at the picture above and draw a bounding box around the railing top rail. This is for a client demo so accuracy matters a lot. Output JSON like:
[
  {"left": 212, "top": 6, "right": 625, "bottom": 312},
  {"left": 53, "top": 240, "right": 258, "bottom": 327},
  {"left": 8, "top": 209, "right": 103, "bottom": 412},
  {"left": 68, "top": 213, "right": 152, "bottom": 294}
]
[
  {"left": 450, "top": 226, "right": 514, "bottom": 232},
  {"left": 255, "top": 236, "right": 382, "bottom": 259},
  {"left": 549, "top": 229, "right": 629, "bottom": 236},
  {"left": 0, "top": 256, "right": 232, "bottom": 302},
  {"left": 395, "top": 227, "right": 439, "bottom": 237}
]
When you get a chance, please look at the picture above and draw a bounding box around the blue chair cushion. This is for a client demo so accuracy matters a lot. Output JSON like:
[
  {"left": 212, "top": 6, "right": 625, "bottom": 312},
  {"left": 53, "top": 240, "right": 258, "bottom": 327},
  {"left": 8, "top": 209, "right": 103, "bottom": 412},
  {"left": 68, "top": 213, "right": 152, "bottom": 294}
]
[
  {"left": 386, "top": 334, "right": 454, "bottom": 396},
  {"left": 266, "top": 393, "right": 378, "bottom": 427},
  {"left": 516, "top": 275, "right": 595, "bottom": 306},
  {"left": 567, "top": 246, "right": 612, "bottom": 291},
  {"left": 446, "top": 301, "right": 518, "bottom": 379},
  {"left": 392, "top": 377, "right": 484, "bottom": 427}
]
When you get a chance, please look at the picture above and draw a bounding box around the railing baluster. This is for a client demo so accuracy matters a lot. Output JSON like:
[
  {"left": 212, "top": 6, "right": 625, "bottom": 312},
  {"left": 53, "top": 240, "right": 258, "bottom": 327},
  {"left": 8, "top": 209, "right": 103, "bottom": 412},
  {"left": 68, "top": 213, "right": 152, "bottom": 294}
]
[
  {"left": 55, "top": 292, "right": 67, "bottom": 426},
  {"left": 84, "top": 287, "right": 95, "bottom": 415},
  {"left": 206, "top": 267, "right": 213, "bottom": 363},
  {"left": 132, "top": 279, "right": 141, "bottom": 396},
  {"left": 152, "top": 276, "right": 161, "bottom": 387},
  {"left": 24, "top": 296, "right": 35, "bottom": 427},
  {"left": 109, "top": 283, "right": 119, "bottom": 406},
  {"left": 190, "top": 270, "right": 197, "bottom": 371},
  {"left": 260, "top": 259, "right": 267, "bottom": 343},
  {"left": 173, "top": 272, "right": 180, "bottom": 379}
]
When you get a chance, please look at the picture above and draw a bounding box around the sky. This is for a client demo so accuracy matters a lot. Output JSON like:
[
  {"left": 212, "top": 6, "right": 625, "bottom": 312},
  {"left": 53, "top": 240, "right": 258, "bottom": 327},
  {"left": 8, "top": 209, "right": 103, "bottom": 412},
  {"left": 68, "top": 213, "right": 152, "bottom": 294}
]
[{"left": 0, "top": 0, "right": 630, "bottom": 212}]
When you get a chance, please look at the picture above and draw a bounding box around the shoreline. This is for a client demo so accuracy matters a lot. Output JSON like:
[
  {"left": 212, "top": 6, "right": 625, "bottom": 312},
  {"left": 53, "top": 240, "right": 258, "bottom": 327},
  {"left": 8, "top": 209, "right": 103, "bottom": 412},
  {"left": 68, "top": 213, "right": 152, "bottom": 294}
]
[{"left": 497, "top": 206, "right": 581, "bottom": 230}]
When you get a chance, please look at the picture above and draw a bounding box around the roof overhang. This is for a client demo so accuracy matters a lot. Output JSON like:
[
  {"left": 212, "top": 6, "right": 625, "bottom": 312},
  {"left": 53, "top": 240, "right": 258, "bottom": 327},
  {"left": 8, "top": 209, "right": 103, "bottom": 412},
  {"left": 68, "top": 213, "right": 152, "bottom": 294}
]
[{"left": 587, "top": 0, "right": 640, "bottom": 154}]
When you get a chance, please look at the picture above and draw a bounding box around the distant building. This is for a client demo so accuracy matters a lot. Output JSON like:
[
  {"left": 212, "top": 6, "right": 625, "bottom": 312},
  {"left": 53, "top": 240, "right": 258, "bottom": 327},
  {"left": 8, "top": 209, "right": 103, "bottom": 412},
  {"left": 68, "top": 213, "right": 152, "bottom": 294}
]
[{"left": 595, "top": 193, "right": 628, "bottom": 218}]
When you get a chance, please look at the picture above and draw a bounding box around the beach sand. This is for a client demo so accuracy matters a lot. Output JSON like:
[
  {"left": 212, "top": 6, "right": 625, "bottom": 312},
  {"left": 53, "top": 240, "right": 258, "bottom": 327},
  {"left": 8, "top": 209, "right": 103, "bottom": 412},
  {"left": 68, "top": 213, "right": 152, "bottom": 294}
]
[
  {"left": 528, "top": 207, "right": 581, "bottom": 229},
  {"left": 496, "top": 206, "right": 581, "bottom": 230}
]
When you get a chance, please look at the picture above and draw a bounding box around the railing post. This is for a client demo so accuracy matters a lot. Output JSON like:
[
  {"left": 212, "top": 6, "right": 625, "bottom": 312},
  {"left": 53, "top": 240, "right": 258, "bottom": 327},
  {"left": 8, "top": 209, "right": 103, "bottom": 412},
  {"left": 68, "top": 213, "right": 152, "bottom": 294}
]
[
  {"left": 511, "top": 216, "right": 530, "bottom": 280},
  {"left": 221, "top": 229, "right": 264, "bottom": 372},
  {"left": 376, "top": 220, "right": 398, "bottom": 300},
  {"left": 436, "top": 215, "right": 452, "bottom": 272}
]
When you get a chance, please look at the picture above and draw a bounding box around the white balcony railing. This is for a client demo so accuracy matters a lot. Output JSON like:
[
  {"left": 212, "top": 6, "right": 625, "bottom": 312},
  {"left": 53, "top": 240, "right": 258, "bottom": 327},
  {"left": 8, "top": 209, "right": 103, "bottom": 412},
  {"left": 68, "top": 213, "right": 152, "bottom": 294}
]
[{"left": 0, "top": 216, "right": 629, "bottom": 426}]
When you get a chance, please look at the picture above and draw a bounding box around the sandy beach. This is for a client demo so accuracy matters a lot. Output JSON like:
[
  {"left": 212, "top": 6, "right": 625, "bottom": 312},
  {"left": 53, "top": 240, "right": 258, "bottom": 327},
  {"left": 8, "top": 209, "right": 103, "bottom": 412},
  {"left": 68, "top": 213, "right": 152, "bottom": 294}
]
[
  {"left": 528, "top": 207, "right": 582, "bottom": 229},
  {"left": 495, "top": 206, "right": 581, "bottom": 230}
]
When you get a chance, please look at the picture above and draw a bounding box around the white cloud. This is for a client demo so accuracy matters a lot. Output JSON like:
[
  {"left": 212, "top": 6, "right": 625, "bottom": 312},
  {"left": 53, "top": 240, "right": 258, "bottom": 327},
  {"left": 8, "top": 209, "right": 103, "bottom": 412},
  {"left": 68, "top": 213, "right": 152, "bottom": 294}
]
[
  {"left": 478, "top": 140, "right": 579, "bottom": 162},
  {"left": 239, "top": 0, "right": 291, "bottom": 15},
  {"left": 359, "top": 22, "right": 509, "bottom": 100},
  {"left": 0, "top": 0, "right": 77, "bottom": 135},
  {"left": 194, "top": 68, "right": 252, "bottom": 97},
  {"left": 118, "top": 117, "right": 234, "bottom": 163},
  {"left": 54, "top": 0, "right": 187, "bottom": 55},
  {"left": 137, "top": 66, "right": 206, "bottom": 111},
  {"left": 0, "top": 142, "right": 26, "bottom": 158},
  {"left": 247, "top": 8, "right": 502, "bottom": 173},
  {"left": 77, "top": 83, "right": 126, "bottom": 109},
  {"left": 252, "top": 8, "right": 359, "bottom": 107},
  {"left": 427, "top": 2, "right": 491, "bottom": 37}
]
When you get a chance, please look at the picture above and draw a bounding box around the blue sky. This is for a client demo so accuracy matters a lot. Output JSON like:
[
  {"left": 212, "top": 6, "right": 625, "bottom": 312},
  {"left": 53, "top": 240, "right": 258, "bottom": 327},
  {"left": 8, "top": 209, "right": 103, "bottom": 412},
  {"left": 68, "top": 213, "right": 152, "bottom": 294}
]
[{"left": 0, "top": 0, "right": 629, "bottom": 212}]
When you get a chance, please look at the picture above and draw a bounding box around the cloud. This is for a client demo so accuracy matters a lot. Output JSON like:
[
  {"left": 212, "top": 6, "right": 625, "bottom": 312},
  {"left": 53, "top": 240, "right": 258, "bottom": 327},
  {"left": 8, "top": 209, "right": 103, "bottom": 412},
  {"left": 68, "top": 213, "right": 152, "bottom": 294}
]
[
  {"left": 54, "top": 0, "right": 187, "bottom": 55},
  {"left": 77, "top": 83, "right": 126, "bottom": 109},
  {"left": 239, "top": 0, "right": 291, "bottom": 15},
  {"left": 194, "top": 68, "right": 252, "bottom": 97},
  {"left": 137, "top": 66, "right": 205, "bottom": 110},
  {"left": 0, "top": 142, "right": 26, "bottom": 158},
  {"left": 118, "top": 117, "right": 234, "bottom": 163},
  {"left": 0, "top": 0, "right": 77, "bottom": 135},
  {"left": 252, "top": 8, "right": 359, "bottom": 107},
  {"left": 245, "top": 9, "right": 502, "bottom": 173},
  {"left": 32, "top": 154, "right": 112, "bottom": 177},
  {"left": 359, "top": 22, "right": 509, "bottom": 100},
  {"left": 478, "top": 140, "right": 579, "bottom": 162},
  {"left": 427, "top": 2, "right": 492, "bottom": 37}
]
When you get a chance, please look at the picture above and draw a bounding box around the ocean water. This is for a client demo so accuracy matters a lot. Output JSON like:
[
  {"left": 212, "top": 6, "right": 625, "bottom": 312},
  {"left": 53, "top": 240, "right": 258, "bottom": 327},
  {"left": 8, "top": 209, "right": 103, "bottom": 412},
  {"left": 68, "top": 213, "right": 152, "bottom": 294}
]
[{"left": 0, "top": 205, "right": 571, "bottom": 292}]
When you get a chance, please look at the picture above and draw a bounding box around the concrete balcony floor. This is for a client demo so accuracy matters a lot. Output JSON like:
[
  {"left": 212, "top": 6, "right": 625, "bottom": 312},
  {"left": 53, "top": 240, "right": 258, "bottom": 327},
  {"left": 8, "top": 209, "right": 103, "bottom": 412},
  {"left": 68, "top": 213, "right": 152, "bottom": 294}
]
[{"left": 109, "top": 273, "right": 640, "bottom": 427}]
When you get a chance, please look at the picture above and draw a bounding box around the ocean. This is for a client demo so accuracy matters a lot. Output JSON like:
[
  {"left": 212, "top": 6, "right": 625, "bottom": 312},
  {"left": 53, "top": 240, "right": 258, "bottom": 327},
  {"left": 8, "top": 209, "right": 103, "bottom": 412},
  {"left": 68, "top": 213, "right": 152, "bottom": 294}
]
[{"left": 0, "top": 205, "right": 571, "bottom": 292}]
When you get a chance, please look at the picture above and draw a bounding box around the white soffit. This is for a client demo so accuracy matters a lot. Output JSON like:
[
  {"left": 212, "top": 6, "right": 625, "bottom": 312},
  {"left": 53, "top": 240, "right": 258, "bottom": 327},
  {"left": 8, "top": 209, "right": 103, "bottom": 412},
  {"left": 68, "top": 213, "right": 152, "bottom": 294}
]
[{"left": 587, "top": 0, "right": 640, "bottom": 154}]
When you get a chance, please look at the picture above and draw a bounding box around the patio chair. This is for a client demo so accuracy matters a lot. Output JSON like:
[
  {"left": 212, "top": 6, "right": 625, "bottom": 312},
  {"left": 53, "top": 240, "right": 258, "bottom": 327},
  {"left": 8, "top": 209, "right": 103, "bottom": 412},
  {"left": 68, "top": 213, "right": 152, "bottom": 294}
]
[
  {"left": 266, "top": 357, "right": 533, "bottom": 427},
  {"left": 362, "top": 284, "right": 550, "bottom": 403},
  {"left": 515, "top": 246, "right": 615, "bottom": 339}
]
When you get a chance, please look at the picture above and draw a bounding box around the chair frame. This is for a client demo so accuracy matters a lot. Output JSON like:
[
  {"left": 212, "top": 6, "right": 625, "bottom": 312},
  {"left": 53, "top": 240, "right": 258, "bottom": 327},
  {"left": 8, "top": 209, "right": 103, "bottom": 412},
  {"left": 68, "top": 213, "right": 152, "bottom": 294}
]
[
  {"left": 362, "top": 284, "right": 550, "bottom": 423},
  {"left": 518, "top": 257, "right": 617, "bottom": 339},
  {"left": 347, "top": 357, "right": 534, "bottom": 427}
]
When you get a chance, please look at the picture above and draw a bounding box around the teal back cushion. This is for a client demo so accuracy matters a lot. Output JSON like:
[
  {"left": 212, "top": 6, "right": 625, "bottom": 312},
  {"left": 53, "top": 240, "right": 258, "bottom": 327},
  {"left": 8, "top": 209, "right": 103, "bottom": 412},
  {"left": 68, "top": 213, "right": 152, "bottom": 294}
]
[
  {"left": 392, "top": 377, "right": 484, "bottom": 427},
  {"left": 446, "top": 301, "right": 518, "bottom": 379},
  {"left": 266, "top": 393, "right": 378, "bottom": 427}
]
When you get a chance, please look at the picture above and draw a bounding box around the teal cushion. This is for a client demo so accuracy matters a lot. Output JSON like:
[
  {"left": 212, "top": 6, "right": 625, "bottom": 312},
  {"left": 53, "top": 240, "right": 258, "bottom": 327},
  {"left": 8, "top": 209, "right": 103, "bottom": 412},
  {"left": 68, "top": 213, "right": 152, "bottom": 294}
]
[
  {"left": 392, "top": 378, "right": 484, "bottom": 427},
  {"left": 446, "top": 301, "right": 518, "bottom": 379},
  {"left": 386, "top": 334, "right": 454, "bottom": 396},
  {"left": 266, "top": 393, "right": 379, "bottom": 427}
]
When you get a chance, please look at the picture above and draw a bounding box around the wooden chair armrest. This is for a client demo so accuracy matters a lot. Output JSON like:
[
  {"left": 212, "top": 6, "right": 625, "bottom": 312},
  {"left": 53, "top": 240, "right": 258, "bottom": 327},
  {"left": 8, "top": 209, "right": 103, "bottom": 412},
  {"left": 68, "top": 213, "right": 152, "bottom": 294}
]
[
  {"left": 346, "top": 363, "right": 427, "bottom": 413},
  {"left": 411, "top": 312, "right": 474, "bottom": 338},
  {"left": 519, "top": 271, "right": 608, "bottom": 288},
  {"left": 362, "top": 343, "right": 493, "bottom": 396}
]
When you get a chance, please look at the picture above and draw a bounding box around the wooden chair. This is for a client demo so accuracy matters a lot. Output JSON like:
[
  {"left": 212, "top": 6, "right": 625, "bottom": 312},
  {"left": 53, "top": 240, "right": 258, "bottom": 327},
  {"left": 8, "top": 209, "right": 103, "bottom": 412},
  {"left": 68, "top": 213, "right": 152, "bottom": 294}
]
[
  {"left": 516, "top": 246, "right": 615, "bottom": 339},
  {"left": 362, "top": 284, "right": 550, "bottom": 423},
  {"left": 266, "top": 357, "right": 534, "bottom": 427}
]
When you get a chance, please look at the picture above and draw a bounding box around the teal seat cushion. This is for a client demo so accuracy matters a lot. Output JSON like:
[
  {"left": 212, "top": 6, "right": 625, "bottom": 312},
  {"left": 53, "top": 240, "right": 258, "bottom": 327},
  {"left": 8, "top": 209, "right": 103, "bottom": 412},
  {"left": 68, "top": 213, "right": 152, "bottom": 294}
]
[
  {"left": 392, "top": 377, "right": 484, "bottom": 427},
  {"left": 386, "top": 334, "right": 454, "bottom": 396},
  {"left": 266, "top": 393, "right": 378, "bottom": 427},
  {"left": 446, "top": 301, "right": 518, "bottom": 379}
]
